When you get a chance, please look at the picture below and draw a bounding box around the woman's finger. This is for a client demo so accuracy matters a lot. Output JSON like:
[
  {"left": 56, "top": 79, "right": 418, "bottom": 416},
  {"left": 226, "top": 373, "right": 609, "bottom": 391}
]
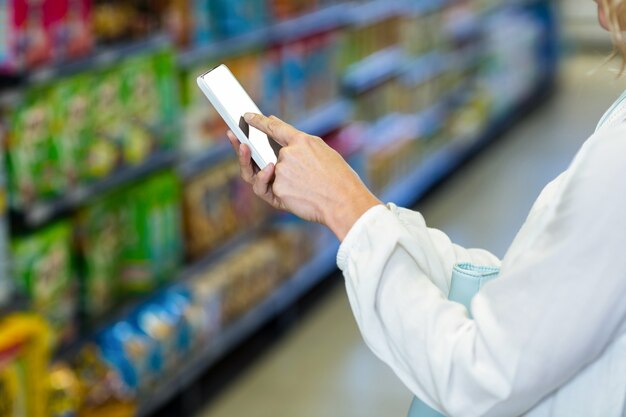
[
  {"left": 238, "top": 143, "right": 255, "bottom": 184},
  {"left": 226, "top": 130, "right": 240, "bottom": 153},
  {"left": 252, "top": 163, "right": 275, "bottom": 200},
  {"left": 244, "top": 113, "right": 301, "bottom": 147}
]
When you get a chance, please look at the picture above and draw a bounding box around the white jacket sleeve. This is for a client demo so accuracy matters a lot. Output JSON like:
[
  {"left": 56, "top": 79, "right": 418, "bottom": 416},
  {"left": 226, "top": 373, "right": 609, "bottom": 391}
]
[{"left": 337, "top": 126, "right": 626, "bottom": 417}]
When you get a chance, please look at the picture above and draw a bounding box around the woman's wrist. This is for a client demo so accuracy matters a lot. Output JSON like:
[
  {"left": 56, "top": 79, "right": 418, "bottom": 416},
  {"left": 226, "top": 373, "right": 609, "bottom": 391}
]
[{"left": 323, "top": 188, "right": 382, "bottom": 242}]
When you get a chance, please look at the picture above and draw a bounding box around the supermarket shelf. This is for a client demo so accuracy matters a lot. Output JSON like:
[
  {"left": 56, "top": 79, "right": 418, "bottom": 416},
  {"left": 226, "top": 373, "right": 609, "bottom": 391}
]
[
  {"left": 382, "top": 76, "right": 555, "bottom": 207},
  {"left": 56, "top": 228, "right": 262, "bottom": 361},
  {"left": 343, "top": 46, "right": 407, "bottom": 94},
  {"left": 178, "top": 4, "right": 349, "bottom": 69},
  {"left": 135, "top": 232, "right": 339, "bottom": 417},
  {"left": 178, "top": 27, "right": 271, "bottom": 68},
  {"left": 11, "top": 150, "right": 177, "bottom": 230},
  {"left": 401, "top": 51, "right": 448, "bottom": 87},
  {"left": 293, "top": 99, "right": 353, "bottom": 137},
  {"left": 178, "top": 142, "right": 234, "bottom": 180},
  {"left": 346, "top": 0, "right": 406, "bottom": 26},
  {"left": 1, "top": 34, "right": 170, "bottom": 94},
  {"left": 269, "top": 4, "right": 350, "bottom": 43}
]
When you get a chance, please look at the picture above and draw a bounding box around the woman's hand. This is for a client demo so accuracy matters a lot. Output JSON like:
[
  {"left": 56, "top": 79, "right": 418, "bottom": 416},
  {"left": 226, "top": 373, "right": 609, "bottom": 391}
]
[{"left": 226, "top": 113, "right": 381, "bottom": 241}]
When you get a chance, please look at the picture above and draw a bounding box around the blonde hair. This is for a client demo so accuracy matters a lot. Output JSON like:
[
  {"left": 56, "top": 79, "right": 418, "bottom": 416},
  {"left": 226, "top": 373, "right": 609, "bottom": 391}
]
[{"left": 601, "top": 0, "right": 626, "bottom": 74}]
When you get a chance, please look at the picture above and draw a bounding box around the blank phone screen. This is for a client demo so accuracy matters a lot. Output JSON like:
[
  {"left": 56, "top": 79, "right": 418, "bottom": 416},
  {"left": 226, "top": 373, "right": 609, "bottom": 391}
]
[{"left": 199, "top": 65, "right": 277, "bottom": 166}]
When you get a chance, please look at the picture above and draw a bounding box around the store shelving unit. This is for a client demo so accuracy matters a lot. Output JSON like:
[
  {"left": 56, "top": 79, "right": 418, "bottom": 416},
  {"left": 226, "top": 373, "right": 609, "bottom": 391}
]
[
  {"left": 178, "top": 3, "right": 349, "bottom": 68},
  {"left": 11, "top": 150, "right": 177, "bottom": 230},
  {"left": 136, "top": 231, "right": 338, "bottom": 417}
]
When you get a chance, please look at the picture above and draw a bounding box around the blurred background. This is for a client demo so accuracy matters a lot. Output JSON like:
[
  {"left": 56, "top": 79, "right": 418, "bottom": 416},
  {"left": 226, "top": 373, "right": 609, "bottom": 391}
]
[{"left": 0, "top": 0, "right": 622, "bottom": 416}]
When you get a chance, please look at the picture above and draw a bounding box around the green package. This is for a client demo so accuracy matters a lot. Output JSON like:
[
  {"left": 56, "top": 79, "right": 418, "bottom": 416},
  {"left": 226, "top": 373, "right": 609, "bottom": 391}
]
[
  {"left": 11, "top": 222, "right": 76, "bottom": 345},
  {"left": 152, "top": 49, "right": 180, "bottom": 149},
  {"left": 6, "top": 89, "right": 64, "bottom": 207},
  {"left": 89, "top": 67, "right": 123, "bottom": 179},
  {"left": 77, "top": 193, "right": 125, "bottom": 320},
  {"left": 119, "top": 54, "right": 160, "bottom": 165},
  {"left": 120, "top": 171, "right": 182, "bottom": 295},
  {"left": 50, "top": 74, "right": 92, "bottom": 187}
]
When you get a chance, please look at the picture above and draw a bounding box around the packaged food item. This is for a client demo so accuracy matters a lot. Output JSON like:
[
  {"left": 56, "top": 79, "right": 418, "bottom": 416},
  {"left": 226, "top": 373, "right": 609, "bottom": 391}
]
[
  {"left": 76, "top": 193, "right": 124, "bottom": 320},
  {"left": 119, "top": 171, "right": 182, "bottom": 295},
  {"left": 5, "top": 88, "right": 63, "bottom": 207},
  {"left": 0, "top": 314, "right": 51, "bottom": 417},
  {"left": 180, "top": 62, "right": 227, "bottom": 155},
  {"left": 261, "top": 46, "right": 282, "bottom": 117},
  {"left": 133, "top": 290, "right": 192, "bottom": 372},
  {"left": 92, "top": 0, "right": 164, "bottom": 44},
  {"left": 183, "top": 160, "right": 238, "bottom": 259},
  {"left": 49, "top": 74, "right": 91, "bottom": 188},
  {"left": 96, "top": 320, "right": 160, "bottom": 395},
  {"left": 48, "top": 362, "right": 81, "bottom": 417},
  {"left": 72, "top": 344, "right": 136, "bottom": 417},
  {"left": 183, "top": 160, "right": 268, "bottom": 260},
  {"left": 191, "top": 0, "right": 215, "bottom": 45},
  {"left": 56, "top": 0, "right": 93, "bottom": 59},
  {"left": 11, "top": 222, "right": 76, "bottom": 346},
  {"left": 280, "top": 40, "right": 306, "bottom": 122},
  {"left": 89, "top": 67, "right": 123, "bottom": 179},
  {"left": 148, "top": 50, "right": 179, "bottom": 150},
  {"left": 304, "top": 32, "right": 338, "bottom": 111},
  {"left": 119, "top": 55, "right": 160, "bottom": 165},
  {"left": 210, "top": 0, "right": 267, "bottom": 38},
  {"left": 186, "top": 271, "right": 223, "bottom": 345}
]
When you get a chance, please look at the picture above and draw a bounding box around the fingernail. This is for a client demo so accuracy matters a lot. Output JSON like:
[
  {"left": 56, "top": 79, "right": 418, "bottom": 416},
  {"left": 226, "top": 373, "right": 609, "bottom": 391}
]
[{"left": 244, "top": 113, "right": 255, "bottom": 122}]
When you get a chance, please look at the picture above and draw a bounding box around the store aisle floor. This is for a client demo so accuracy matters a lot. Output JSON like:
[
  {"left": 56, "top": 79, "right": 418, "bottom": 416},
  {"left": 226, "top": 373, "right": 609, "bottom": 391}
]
[{"left": 195, "top": 53, "right": 626, "bottom": 417}]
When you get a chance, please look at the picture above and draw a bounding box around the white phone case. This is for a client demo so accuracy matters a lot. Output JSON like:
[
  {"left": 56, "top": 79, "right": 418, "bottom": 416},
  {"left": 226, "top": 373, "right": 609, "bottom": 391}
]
[{"left": 196, "top": 65, "right": 277, "bottom": 169}]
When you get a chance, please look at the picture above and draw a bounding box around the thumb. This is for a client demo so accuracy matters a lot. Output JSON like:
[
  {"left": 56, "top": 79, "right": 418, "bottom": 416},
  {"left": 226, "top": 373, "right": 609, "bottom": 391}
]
[{"left": 244, "top": 113, "right": 300, "bottom": 147}]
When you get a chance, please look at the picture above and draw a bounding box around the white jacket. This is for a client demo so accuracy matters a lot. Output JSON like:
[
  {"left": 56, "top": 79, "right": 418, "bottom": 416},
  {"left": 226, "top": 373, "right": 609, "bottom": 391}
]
[{"left": 337, "top": 94, "right": 626, "bottom": 417}]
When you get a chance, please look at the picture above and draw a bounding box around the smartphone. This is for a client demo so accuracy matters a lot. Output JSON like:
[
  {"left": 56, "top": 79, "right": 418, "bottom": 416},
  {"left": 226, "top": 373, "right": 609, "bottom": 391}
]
[{"left": 197, "top": 64, "right": 278, "bottom": 169}]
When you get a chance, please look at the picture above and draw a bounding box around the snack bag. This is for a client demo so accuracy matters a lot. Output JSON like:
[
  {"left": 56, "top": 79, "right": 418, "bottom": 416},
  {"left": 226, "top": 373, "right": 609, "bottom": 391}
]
[
  {"left": 119, "top": 55, "right": 159, "bottom": 165},
  {"left": 119, "top": 172, "right": 182, "bottom": 295},
  {"left": 77, "top": 194, "right": 124, "bottom": 320},
  {"left": 89, "top": 67, "right": 123, "bottom": 178},
  {"left": 6, "top": 89, "right": 63, "bottom": 207},
  {"left": 49, "top": 74, "right": 91, "bottom": 188},
  {"left": 11, "top": 222, "right": 76, "bottom": 346},
  {"left": 97, "top": 321, "right": 161, "bottom": 393},
  {"left": 152, "top": 50, "right": 179, "bottom": 150},
  {"left": 57, "top": 0, "right": 92, "bottom": 59},
  {"left": 72, "top": 344, "right": 136, "bottom": 417},
  {"left": 48, "top": 362, "right": 81, "bottom": 417}
]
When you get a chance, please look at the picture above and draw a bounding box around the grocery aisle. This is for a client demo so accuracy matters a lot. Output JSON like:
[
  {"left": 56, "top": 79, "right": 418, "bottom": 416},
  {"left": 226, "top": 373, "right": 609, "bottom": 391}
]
[{"left": 196, "top": 52, "right": 626, "bottom": 417}]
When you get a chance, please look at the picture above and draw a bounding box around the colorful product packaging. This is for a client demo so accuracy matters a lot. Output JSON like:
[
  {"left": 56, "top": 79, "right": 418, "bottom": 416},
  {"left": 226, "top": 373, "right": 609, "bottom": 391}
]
[
  {"left": 89, "top": 66, "right": 124, "bottom": 178},
  {"left": 48, "top": 362, "right": 81, "bottom": 417},
  {"left": 11, "top": 222, "right": 76, "bottom": 346},
  {"left": 5, "top": 89, "right": 64, "bottom": 207},
  {"left": 49, "top": 74, "right": 92, "bottom": 188},
  {"left": 72, "top": 344, "right": 136, "bottom": 417},
  {"left": 119, "top": 172, "right": 182, "bottom": 295},
  {"left": 280, "top": 40, "right": 307, "bottom": 122},
  {"left": 119, "top": 55, "right": 161, "bottom": 165},
  {"left": 210, "top": 0, "right": 267, "bottom": 38},
  {"left": 182, "top": 160, "right": 268, "bottom": 260},
  {"left": 76, "top": 193, "right": 125, "bottom": 320},
  {"left": 180, "top": 61, "right": 228, "bottom": 155}
]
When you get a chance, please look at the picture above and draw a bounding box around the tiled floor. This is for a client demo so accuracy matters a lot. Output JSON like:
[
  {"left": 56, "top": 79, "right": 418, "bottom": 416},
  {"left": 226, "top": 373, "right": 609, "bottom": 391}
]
[{"left": 195, "top": 53, "right": 626, "bottom": 417}]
